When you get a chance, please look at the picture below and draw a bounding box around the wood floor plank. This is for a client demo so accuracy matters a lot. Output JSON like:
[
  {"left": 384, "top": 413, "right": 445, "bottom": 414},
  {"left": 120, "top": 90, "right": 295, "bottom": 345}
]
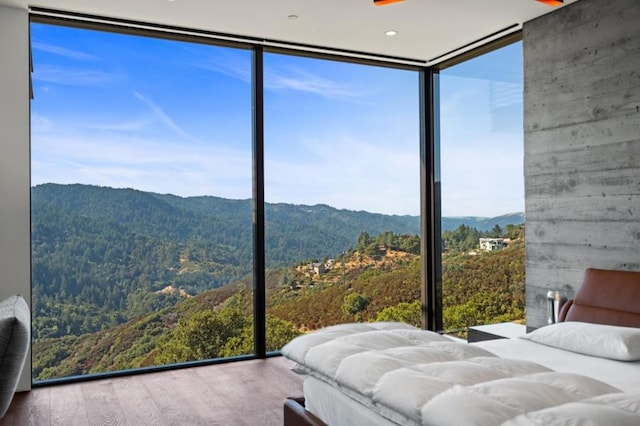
[
  {"left": 111, "top": 375, "right": 166, "bottom": 426},
  {"left": 1, "top": 391, "right": 30, "bottom": 426},
  {"left": 49, "top": 381, "right": 90, "bottom": 426},
  {"left": 81, "top": 380, "right": 126, "bottom": 426},
  {"left": 170, "top": 367, "right": 242, "bottom": 425},
  {"left": 0, "top": 357, "right": 303, "bottom": 426},
  {"left": 194, "top": 360, "right": 276, "bottom": 422},
  {"left": 200, "top": 358, "right": 301, "bottom": 425},
  {"left": 141, "top": 369, "right": 211, "bottom": 426},
  {"left": 6, "top": 387, "right": 51, "bottom": 426}
]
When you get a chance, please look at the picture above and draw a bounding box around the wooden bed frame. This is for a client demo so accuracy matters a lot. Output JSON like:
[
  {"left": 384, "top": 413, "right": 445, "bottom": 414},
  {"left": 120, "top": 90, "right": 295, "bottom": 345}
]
[
  {"left": 283, "top": 267, "right": 640, "bottom": 426},
  {"left": 283, "top": 397, "right": 326, "bottom": 426}
]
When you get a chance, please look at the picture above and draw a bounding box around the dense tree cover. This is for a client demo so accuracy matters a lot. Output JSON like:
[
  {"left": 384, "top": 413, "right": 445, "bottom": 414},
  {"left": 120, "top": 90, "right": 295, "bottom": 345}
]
[
  {"left": 268, "top": 251, "right": 423, "bottom": 330},
  {"left": 441, "top": 213, "right": 524, "bottom": 233},
  {"left": 342, "top": 293, "right": 371, "bottom": 318},
  {"left": 154, "top": 308, "right": 249, "bottom": 363},
  {"left": 154, "top": 309, "right": 300, "bottom": 364},
  {"left": 33, "top": 287, "right": 248, "bottom": 379},
  {"left": 32, "top": 235, "right": 524, "bottom": 380},
  {"left": 442, "top": 224, "right": 483, "bottom": 253},
  {"left": 30, "top": 183, "right": 526, "bottom": 380},
  {"left": 375, "top": 300, "right": 421, "bottom": 327},
  {"left": 355, "top": 231, "right": 420, "bottom": 257},
  {"left": 442, "top": 223, "right": 524, "bottom": 253},
  {"left": 31, "top": 183, "right": 422, "bottom": 339},
  {"left": 442, "top": 241, "right": 525, "bottom": 334}
]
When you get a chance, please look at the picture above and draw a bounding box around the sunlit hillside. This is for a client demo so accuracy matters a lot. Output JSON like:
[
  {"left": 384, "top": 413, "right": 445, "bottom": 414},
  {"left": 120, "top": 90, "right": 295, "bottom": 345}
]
[{"left": 33, "top": 240, "right": 524, "bottom": 380}]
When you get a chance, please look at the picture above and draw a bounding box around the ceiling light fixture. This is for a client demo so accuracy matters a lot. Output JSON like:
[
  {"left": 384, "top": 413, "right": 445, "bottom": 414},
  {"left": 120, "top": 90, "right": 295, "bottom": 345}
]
[
  {"left": 288, "top": 14, "right": 299, "bottom": 20},
  {"left": 385, "top": 30, "right": 398, "bottom": 36},
  {"left": 374, "top": 0, "right": 405, "bottom": 6},
  {"left": 535, "top": 0, "right": 563, "bottom": 6}
]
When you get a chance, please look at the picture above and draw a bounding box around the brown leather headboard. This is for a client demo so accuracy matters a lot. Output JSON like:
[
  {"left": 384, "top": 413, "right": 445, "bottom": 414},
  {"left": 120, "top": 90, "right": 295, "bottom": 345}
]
[{"left": 558, "top": 268, "right": 640, "bottom": 328}]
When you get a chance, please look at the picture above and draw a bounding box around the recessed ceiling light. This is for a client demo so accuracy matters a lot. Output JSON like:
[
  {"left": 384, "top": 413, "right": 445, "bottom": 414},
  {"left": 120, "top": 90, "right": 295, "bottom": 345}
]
[
  {"left": 385, "top": 30, "right": 398, "bottom": 36},
  {"left": 374, "top": 0, "right": 406, "bottom": 5},
  {"left": 536, "top": 0, "right": 563, "bottom": 6}
]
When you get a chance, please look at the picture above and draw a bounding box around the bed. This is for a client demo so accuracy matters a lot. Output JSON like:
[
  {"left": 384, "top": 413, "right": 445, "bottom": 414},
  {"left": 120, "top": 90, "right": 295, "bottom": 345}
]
[{"left": 281, "top": 268, "right": 640, "bottom": 425}]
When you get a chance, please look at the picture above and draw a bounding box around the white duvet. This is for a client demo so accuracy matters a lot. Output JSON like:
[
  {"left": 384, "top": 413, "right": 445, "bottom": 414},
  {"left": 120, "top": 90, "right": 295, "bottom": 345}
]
[{"left": 281, "top": 322, "right": 640, "bottom": 425}]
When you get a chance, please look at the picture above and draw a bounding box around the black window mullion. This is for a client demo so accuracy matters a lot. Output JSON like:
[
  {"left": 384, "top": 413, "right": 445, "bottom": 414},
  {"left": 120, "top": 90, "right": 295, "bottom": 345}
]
[
  {"left": 252, "top": 46, "right": 266, "bottom": 357},
  {"left": 419, "top": 68, "right": 442, "bottom": 332}
]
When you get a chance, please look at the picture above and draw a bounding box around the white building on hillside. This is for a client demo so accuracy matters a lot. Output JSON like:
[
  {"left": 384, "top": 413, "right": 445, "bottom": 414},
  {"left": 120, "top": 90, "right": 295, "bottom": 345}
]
[{"left": 479, "top": 238, "right": 507, "bottom": 252}]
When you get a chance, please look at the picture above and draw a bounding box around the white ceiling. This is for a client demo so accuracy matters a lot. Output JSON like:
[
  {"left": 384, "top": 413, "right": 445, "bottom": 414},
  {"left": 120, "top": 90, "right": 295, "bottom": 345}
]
[{"left": 2, "top": 0, "right": 578, "bottom": 65}]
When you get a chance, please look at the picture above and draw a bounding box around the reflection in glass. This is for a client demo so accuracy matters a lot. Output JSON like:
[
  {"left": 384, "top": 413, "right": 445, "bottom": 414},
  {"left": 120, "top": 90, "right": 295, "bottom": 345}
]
[
  {"left": 263, "top": 53, "right": 421, "bottom": 350},
  {"left": 439, "top": 42, "right": 525, "bottom": 336}
]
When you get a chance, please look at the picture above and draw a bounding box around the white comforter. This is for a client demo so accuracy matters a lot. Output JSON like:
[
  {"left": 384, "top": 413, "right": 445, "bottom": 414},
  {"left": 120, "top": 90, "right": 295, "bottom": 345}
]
[{"left": 281, "top": 322, "right": 640, "bottom": 425}]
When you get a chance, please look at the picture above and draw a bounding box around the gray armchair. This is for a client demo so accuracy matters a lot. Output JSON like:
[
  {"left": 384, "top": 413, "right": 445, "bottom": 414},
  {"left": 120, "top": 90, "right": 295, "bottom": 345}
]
[{"left": 0, "top": 295, "right": 30, "bottom": 419}]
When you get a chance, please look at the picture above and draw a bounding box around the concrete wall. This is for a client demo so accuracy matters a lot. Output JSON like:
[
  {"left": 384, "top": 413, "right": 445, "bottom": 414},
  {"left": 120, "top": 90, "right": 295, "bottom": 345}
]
[
  {"left": 523, "top": 0, "right": 640, "bottom": 327},
  {"left": 0, "top": 6, "right": 31, "bottom": 391}
]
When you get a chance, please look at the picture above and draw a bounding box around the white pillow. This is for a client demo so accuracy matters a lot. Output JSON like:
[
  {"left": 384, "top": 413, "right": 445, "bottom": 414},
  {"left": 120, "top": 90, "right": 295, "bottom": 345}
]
[{"left": 520, "top": 321, "right": 640, "bottom": 361}]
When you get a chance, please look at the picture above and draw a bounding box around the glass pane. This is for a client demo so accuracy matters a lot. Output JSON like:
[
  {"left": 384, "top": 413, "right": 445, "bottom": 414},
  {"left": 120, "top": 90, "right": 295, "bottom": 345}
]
[
  {"left": 263, "top": 53, "right": 421, "bottom": 350},
  {"left": 439, "top": 42, "right": 525, "bottom": 337},
  {"left": 30, "top": 23, "right": 253, "bottom": 381}
]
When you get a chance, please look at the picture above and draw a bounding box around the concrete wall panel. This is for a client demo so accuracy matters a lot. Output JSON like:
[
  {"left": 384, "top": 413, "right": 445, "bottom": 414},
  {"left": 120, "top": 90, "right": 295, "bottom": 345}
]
[{"left": 523, "top": 0, "right": 640, "bottom": 327}]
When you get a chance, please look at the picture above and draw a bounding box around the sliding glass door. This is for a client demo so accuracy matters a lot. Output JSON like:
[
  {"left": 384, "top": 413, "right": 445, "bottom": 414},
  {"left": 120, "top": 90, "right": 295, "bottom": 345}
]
[{"left": 30, "top": 15, "right": 523, "bottom": 383}]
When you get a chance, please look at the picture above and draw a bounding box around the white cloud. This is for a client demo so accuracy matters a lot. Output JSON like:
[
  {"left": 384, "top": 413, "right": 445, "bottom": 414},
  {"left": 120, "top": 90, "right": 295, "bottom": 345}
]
[
  {"left": 264, "top": 134, "right": 420, "bottom": 215},
  {"left": 195, "top": 53, "right": 366, "bottom": 100},
  {"left": 30, "top": 112, "right": 54, "bottom": 133},
  {"left": 133, "top": 92, "right": 199, "bottom": 143},
  {"left": 32, "top": 42, "right": 100, "bottom": 61},
  {"left": 264, "top": 66, "right": 365, "bottom": 100},
  {"left": 440, "top": 131, "right": 524, "bottom": 217},
  {"left": 31, "top": 132, "right": 253, "bottom": 200},
  {"left": 438, "top": 74, "right": 524, "bottom": 217},
  {"left": 194, "top": 53, "right": 252, "bottom": 83},
  {"left": 32, "top": 65, "right": 123, "bottom": 87},
  {"left": 82, "top": 119, "right": 153, "bottom": 132}
]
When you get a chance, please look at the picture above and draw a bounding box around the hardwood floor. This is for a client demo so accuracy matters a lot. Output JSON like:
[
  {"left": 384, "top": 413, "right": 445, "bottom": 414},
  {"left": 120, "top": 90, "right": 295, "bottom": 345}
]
[{"left": 0, "top": 356, "right": 303, "bottom": 426}]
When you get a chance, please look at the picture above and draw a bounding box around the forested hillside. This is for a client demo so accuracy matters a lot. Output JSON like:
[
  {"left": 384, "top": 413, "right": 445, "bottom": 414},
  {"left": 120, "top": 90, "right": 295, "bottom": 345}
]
[
  {"left": 31, "top": 183, "right": 525, "bottom": 381},
  {"left": 33, "top": 236, "right": 525, "bottom": 380},
  {"left": 31, "top": 183, "right": 421, "bottom": 341},
  {"left": 441, "top": 213, "right": 524, "bottom": 232}
]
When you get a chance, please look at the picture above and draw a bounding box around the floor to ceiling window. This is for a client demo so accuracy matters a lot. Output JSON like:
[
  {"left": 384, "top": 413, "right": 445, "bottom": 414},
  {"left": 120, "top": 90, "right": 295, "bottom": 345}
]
[
  {"left": 262, "top": 53, "right": 421, "bottom": 348},
  {"left": 30, "top": 19, "right": 424, "bottom": 381},
  {"left": 29, "top": 13, "right": 523, "bottom": 383},
  {"left": 30, "top": 22, "right": 254, "bottom": 381},
  {"left": 438, "top": 41, "right": 525, "bottom": 336}
]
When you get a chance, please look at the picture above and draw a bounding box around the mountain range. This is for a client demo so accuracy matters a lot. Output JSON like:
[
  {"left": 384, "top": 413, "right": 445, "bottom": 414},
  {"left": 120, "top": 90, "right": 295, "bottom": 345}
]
[
  {"left": 441, "top": 213, "right": 524, "bottom": 232},
  {"left": 33, "top": 183, "right": 523, "bottom": 247}
]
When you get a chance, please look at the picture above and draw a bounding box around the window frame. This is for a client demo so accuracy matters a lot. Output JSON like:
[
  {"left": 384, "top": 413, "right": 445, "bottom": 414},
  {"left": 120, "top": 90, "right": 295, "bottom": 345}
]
[{"left": 29, "top": 10, "right": 520, "bottom": 384}]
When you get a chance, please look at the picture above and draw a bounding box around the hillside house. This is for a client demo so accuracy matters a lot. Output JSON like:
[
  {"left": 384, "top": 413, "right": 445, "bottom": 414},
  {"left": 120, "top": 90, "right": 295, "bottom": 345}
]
[
  {"left": 479, "top": 238, "right": 508, "bottom": 252},
  {"left": 309, "top": 262, "right": 326, "bottom": 276}
]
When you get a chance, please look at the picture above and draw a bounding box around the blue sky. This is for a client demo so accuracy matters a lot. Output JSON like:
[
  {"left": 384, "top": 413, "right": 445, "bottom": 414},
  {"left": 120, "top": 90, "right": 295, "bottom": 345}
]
[
  {"left": 440, "top": 42, "right": 524, "bottom": 218},
  {"left": 30, "top": 23, "right": 523, "bottom": 217}
]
